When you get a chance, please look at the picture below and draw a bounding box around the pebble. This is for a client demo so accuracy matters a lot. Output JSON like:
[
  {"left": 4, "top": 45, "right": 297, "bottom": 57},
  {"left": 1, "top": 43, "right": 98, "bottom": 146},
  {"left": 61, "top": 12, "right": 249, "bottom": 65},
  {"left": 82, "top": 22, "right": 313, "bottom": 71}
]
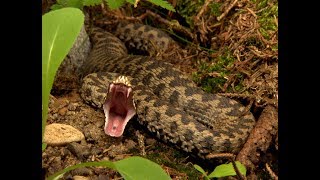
[
  {"left": 43, "top": 123, "right": 85, "bottom": 146},
  {"left": 58, "top": 107, "right": 68, "bottom": 116},
  {"left": 67, "top": 142, "right": 91, "bottom": 160},
  {"left": 66, "top": 111, "right": 76, "bottom": 115},
  {"left": 125, "top": 140, "right": 137, "bottom": 150},
  {"left": 145, "top": 138, "right": 157, "bottom": 146},
  {"left": 73, "top": 176, "right": 90, "bottom": 180},
  {"left": 68, "top": 103, "right": 78, "bottom": 111},
  {"left": 70, "top": 167, "right": 93, "bottom": 176},
  {"left": 97, "top": 174, "right": 109, "bottom": 180}
]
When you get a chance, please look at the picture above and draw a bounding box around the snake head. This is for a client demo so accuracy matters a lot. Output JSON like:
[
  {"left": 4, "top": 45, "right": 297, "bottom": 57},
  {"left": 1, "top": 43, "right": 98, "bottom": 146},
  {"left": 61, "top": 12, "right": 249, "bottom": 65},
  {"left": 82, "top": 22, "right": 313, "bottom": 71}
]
[{"left": 103, "top": 76, "right": 136, "bottom": 137}]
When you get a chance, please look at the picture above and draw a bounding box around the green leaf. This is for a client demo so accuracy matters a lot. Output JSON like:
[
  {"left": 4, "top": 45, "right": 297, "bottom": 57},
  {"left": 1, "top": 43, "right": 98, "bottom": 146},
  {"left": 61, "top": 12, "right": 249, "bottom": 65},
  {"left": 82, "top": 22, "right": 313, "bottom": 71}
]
[
  {"left": 208, "top": 161, "right": 246, "bottom": 178},
  {"left": 50, "top": 4, "right": 64, "bottom": 10},
  {"left": 42, "top": 8, "right": 84, "bottom": 138},
  {"left": 106, "top": 0, "right": 126, "bottom": 9},
  {"left": 115, "top": 156, "right": 171, "bottom": 180},
  {"left": 46, "top": 156, "right": 171, "bottom": 180},
  {"left": 47, "top": 161, "right": 116, "bottom": 180},
  {"left": 42, "top": 143, "right": 47, "bottom": 151},
  {"left": 126, "top": 0, "right": 135, "bottom": 4},
  {"left": 65, "top": 0, "right": 84, "bottom": 9},
  {"left": 193, "top": 164, "right": 207, "bottom": 175},
  {"left": 51, "top": 0, "right": 84, "bottom": 10},
  {"left": 83, "top": 0, "right": 103, "bottom": 6},
  {"left": 147, "top": 0, "right": 175, "bottom": 12}
]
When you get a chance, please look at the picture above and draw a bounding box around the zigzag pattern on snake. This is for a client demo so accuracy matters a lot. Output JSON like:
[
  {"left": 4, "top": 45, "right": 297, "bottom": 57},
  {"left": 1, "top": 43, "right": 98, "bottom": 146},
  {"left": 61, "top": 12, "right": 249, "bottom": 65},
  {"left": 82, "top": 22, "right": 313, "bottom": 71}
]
[{"left": 79, "top": 23, "right": 256, "bottom": 159}]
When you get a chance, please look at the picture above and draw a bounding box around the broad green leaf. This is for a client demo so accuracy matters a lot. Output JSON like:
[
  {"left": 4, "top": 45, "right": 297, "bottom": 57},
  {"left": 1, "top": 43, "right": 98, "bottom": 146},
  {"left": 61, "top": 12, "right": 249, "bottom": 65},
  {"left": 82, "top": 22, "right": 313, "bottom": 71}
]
[
  {"left": 51, "top": 0, "right": 84, "bottom": 10},
  {"left": 42, "top": 8, "right": 84, "bottom": 138},
  {"left": 147, "top": 0, "right": 176, "bottom": 12},
  {"left": 64, "top": 0, "right": 84, "bottom": 9},
  {"left": 106, "top": 0, "right": 126, "bottom": 9},
  {"left": 115, "top": 156, "right": 171, "bottom": 180},
  {"left": 193, "top": 164, "right": 207, "bottom": 175},
  {"left": 83, "top": 0, "right": 103, "bottom": 6},
  {"left": 208, "top": 161, "right": 246, "bottom": 178},
  {"left": 126, "top": 0, "right": 135, "bottom": 4},
  {"left": 46, "top": 156, "right": 171, "bottom": 180},
  {"left": 47, "top": 161, "right": 116, "bottom": 180}
]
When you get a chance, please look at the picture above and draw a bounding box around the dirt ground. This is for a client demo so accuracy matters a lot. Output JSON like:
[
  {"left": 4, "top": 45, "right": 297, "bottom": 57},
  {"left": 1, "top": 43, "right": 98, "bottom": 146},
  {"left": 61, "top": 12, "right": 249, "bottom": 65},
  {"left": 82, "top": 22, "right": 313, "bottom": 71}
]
[{"left": 42, "top": 0, "right": 278, "bottom": 179}]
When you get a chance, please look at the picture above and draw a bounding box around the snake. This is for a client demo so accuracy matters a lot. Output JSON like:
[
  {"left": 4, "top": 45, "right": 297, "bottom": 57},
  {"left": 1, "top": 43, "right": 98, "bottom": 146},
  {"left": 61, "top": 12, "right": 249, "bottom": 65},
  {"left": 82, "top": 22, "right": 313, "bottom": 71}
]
[{"left": 78, "top": 22, "right": 256, "bottom": 159}]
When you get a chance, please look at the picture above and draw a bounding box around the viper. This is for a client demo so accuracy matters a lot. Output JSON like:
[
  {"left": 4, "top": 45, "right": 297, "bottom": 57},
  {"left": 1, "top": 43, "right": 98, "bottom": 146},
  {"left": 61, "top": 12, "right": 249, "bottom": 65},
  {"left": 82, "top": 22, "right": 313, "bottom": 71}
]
[{"left": 79, "top": 23, "right": 256, "bottom": 159}]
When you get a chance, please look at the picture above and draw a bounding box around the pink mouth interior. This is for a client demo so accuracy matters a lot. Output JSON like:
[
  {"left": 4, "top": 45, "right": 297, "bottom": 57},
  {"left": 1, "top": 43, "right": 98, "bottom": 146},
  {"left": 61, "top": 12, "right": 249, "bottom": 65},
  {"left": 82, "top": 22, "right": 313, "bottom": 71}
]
[{"left": 103, "top": 84, "right": 136, "bottom": 137}]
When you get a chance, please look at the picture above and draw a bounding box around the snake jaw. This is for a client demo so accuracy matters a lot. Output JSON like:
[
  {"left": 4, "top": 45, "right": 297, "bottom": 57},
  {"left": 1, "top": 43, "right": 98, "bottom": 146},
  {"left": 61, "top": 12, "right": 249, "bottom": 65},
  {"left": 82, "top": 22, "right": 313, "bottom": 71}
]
[{"left": 103, "top": 80, "right": 136, "bottom": 137}]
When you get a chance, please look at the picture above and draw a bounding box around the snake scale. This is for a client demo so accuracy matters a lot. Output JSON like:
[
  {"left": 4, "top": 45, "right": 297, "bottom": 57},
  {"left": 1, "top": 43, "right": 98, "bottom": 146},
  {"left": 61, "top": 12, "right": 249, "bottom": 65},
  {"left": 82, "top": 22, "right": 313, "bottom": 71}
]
[{"left": 79, "top": 23, "right": 256, "bottom": 159}]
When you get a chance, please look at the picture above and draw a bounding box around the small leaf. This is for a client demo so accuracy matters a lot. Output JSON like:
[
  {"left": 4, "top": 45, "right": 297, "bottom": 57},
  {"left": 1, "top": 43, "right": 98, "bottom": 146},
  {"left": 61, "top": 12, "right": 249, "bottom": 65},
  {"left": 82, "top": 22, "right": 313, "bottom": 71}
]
[
  {"left": 42, "top": 143, "right": 47, "bottom": 151},
  {"left": 126, "top": 0, "right": 135, "bottom": 4},
  {"left": 115, "top": 156, "right": 171, "bottom": 180},
  {"left": 193, "top": 164, "right": 207, "bottom": 175},
  {"left": 208, "top": 161, "right": 246, "bottom": 178},
  {"left": 83, "top": 0, "right": 103, "bottom": 7},
  {"left": 106, "top": 0, "right": 126, "bottom": 9},
  {"left": 64, "top": 0, "right": 84, "bottom": 9},
  {"left": 50, "top": 4, "right": 64, "bottom": 10},
  {"left": 52, "top": 0, "right": 84, "bottom": 10},
  {"left": 147, "top": 0, "right": 176, "bottom": 12}
]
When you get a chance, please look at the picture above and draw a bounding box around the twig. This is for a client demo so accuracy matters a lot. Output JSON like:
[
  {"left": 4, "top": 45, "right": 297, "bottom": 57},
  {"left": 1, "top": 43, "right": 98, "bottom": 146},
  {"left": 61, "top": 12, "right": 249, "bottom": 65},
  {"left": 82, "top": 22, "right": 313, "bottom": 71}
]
[
  {"left": 232, "top": 161, "right": 246, "bottom": 180},
  {"left": 135, "top": 130, "right": 146, "bottom": 156},
  {"left": 266, "top": 163, "right": 278, "bottom": 180},
  {"left": 100, "top": 2, "right": 107, "bottom": 16},
  {"left": 246, "top": 7, "right": 257, "bottom": 18},
  {"left": 217, "top": 0, "right": 239, "bottom": 21},
  {"left": 144, "top": 10, "right": 195, "bottom": 41},
  {"left": 236, "top": 105, "right": 278, "bottom": 172},
  {"left": 206, "top": 152, "right": 235, "bottom": 159},
  {"left": 195, "top": 0, "right": 214, "bottom": 21}
]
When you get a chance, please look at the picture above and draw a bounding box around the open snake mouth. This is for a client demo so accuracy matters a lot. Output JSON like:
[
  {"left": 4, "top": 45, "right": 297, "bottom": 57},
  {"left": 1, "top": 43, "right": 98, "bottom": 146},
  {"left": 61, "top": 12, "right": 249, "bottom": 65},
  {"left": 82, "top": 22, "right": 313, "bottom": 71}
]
[{"left": 103, "top": 77, "right": 136, "bottom": 137}]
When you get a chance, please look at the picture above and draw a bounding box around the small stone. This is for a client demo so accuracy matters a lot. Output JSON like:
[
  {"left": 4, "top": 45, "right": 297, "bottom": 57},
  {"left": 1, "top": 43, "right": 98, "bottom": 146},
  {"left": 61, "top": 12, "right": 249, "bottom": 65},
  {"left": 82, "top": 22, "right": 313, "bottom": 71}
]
[
  {"left": 94, "top": 120, "right": 104, "bottom": 128},
  {"left": 125, "top": 140, "right": 137, "bottom": 150},
  {"left": 91, "top": 147, "right": 103, "bottom": 155},
  {"left": 66, "top": 111, "right": 76, "bottom": 115},
  {"left": 67, "top": 142, "right": 91, "bottom": 160},
  {"left": 101, "top": 156, "right": 110, "bottom": 161},
  {"left": 68, "top": 103, "right": 78, "bottom": 111},
  {"left": 145, "top": 138, "right": 156, "bottom": 146},
  {"left": 83, "top": 124, "right": 103, "bottom": 142},
  {"left": 97, "top": 174, "right": 109, "bottom": 180},
  {"left": 58, "top": 107, "right": 68, "bottom": 116},
  {"left": 70, "top": 167, "right": 93, "bottom": 176},
  {"left": 73, "top": 175, "right": 90, "bottom": 180},
  {"left": 43, "top": 123, "right": 85, "bottom": 146}
]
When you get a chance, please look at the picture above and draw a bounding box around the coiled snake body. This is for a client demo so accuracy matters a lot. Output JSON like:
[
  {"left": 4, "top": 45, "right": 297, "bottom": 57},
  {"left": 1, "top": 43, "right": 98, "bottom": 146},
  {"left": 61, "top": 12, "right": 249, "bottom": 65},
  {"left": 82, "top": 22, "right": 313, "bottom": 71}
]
[{"left": 79, "top": 23, "right": 256, "bottom": 159}]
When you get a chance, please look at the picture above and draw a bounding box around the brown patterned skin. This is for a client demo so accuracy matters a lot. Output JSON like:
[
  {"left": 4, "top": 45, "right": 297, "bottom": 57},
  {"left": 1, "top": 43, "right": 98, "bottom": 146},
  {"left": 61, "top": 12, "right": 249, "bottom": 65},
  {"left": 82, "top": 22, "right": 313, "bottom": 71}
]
[{"left": 80, "top": 24, "right": 256, "bottom": 159}]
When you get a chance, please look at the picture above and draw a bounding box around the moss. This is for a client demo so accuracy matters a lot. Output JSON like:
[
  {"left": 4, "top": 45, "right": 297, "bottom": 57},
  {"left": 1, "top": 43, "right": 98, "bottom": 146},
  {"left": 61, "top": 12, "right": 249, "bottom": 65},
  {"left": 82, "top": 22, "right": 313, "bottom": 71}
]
[
  {"left": 146, "top": 152, "right": 202, "bottom": 179},
  {"left": 193, "top": 50, "right": 245, "bottom": 93},
  {"left": 210, "top": 2, "right": 222, "bottom": 17},
  {"left": 176, "top": 0, "right": 205, "bottom": 27},
  {"left": 176, "top": 0, "right": 222, "bottom": 27},
  {"left": 255, "top": 0, "right": 278, "bottom": 41},
  {"left": 245, "top": 36, "right": 264, "bottom": 48}
]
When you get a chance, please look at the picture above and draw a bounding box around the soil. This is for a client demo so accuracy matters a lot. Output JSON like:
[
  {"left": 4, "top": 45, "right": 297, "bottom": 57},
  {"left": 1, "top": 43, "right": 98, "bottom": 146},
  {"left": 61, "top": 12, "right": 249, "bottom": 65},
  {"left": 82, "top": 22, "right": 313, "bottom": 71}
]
[{"left": 43, "top": 90, "right": 209, "bottom": 179}]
